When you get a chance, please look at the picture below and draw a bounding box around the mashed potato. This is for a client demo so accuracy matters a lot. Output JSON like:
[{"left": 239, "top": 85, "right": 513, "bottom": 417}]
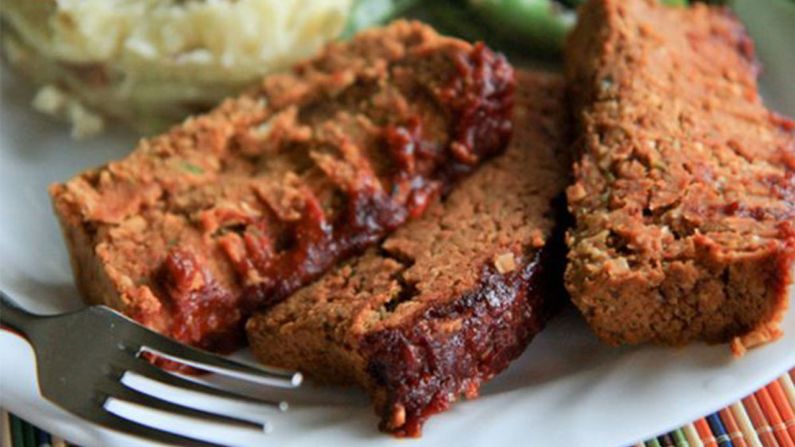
[{"left": 1, "top": 0, "right": 352, "bottom": 137}]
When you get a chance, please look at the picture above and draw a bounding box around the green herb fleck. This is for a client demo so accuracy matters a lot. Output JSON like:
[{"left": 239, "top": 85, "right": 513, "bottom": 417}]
[{"left": 181, "top": 162, "right": 204, "bottom": 174}]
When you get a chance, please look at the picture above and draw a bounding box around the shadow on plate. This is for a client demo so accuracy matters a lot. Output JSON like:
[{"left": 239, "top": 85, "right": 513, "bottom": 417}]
[
  {"left": 2, "top": 275, "right": 83, "bottom": 314},
  {"left": 482, "top": 304, "right": 737, "bottom": 398}
]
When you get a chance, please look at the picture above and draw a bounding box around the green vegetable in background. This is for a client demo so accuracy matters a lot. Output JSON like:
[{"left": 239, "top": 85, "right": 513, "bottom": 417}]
[
  {"left": 467, "top": 0, "right": 689, "bottom": 55},
  {"left": 416, "top": 0, "right": 495, "bottom": 44},
  {"left": 342, "top": 0, "right": 721, "bottom": 59},
  {"left": 469, "top": 0, "right": 575, "bottom": 55},
  {"left": 342, "top": 0, "right": 420, "bottom": 38},
  {"left": 560, "top": 0, "right": 688, "bottom": 5}
]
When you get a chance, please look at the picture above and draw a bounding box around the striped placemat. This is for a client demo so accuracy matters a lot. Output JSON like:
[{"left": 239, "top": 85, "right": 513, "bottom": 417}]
[
  {"left": 3, "top": 369, "right": 794, "bottom": 446},
  {"left": 634, "top": 370, "right": 795, "bottom": 447}
]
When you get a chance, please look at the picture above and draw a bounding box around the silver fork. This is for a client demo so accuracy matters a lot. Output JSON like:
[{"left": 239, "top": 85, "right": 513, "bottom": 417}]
[{"left": 0, "top": 290, "right": 302, "bottom": 447}]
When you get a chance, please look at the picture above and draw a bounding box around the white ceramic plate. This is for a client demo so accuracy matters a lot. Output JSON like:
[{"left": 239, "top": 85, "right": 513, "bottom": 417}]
[{"left": 1, "top": 3, "right": 793, "bottom": 446}]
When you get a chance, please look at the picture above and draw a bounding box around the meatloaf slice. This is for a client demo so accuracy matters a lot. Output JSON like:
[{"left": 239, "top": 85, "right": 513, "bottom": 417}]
[
  {"left": 246, "top": 71, "right": 570, "bottom": 437},
  {"left": 565, "top": 0, "right": 795, "bottom": 353},
  {"left": 49, "top": 21, "right": 514, "bottom": 353}
]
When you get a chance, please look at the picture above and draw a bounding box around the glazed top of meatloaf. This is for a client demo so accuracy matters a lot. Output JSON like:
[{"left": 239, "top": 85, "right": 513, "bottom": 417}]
[
  {"left": 49, "top": 20, "right": 514, "bottom": 352},
  {"left": 565, "top": 0, "right": 794, "bottom": 286},
  {"left": 249, "top": 69, "right": 568, "bottom": 346},
  {"left": 246, "top": 70, "right": 570, "bottom": 436}
]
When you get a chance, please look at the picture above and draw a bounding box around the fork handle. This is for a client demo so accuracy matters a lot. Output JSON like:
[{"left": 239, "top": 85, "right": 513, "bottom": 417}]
[{"left": 0, "top": 290, "right": 39, "bottom": 336}]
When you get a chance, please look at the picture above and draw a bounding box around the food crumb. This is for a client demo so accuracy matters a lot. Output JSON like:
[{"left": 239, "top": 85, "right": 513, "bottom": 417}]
[
  {"left": 32, "top": 84, "right": 104, "bottom": 138},
  {"left": 494, "top": 252, "right": 517, "bottom": 274},
  {"left": 389, "top": 404, "right": 406, "bottom": 428}
]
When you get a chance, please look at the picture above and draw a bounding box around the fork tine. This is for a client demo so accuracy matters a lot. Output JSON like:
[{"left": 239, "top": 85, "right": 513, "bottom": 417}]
[
  {"left": 141, "top": 345, "right": 302, "bottom": 388},
  {"left": 118, "top": 357, "right": 288, "bottom": 410},
  {"left": 98, "top": 381, "right": 264, "bottom": 430},
  {"left": 93, "top": 411, "right": 230, "bottom": 447},
  {"left": 99, "top": 306, "right": 301, "bottom": 387}
]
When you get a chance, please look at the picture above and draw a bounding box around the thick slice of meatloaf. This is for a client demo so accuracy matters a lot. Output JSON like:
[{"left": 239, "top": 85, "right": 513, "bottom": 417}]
[
  {"left": 246, "top": 71, "right": 570, "bottom": 437},
  {"left": 49, "top": 21, "right": 514, "bottom": 353},
  {"left": 564, "top": 0, "right": 795, "bottom": 353}
]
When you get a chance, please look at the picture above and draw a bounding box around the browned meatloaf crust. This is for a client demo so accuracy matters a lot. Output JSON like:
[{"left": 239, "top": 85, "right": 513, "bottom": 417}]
[
  {"left": 246, "top": 71, "right": 570, "bottom": 437},
  {"left": 49, "top": 21, "right": 514, "bottom": 353},
  {"left": 564, "top": 0, "right": 795, "bottom": 354}
]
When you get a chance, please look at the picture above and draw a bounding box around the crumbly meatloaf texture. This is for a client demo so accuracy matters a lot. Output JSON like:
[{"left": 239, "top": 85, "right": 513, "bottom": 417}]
[
  {"left": 246, "top": 71, "right": 570, "bottom": 437},
  {"left": 49, "top": 21, "right": 515, "bottom": 353},
  {"left": 564, "top": 0, "right": 795, "bottom": 353}
]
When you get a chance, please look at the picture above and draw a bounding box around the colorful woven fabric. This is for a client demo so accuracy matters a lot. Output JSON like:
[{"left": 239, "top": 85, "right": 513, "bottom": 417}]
[
  {"left": 3, "top": 369, "right": 795, "bottom": 446},
  {"left": 644, "top": 370, "right": 795, "bottom": 447}
]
